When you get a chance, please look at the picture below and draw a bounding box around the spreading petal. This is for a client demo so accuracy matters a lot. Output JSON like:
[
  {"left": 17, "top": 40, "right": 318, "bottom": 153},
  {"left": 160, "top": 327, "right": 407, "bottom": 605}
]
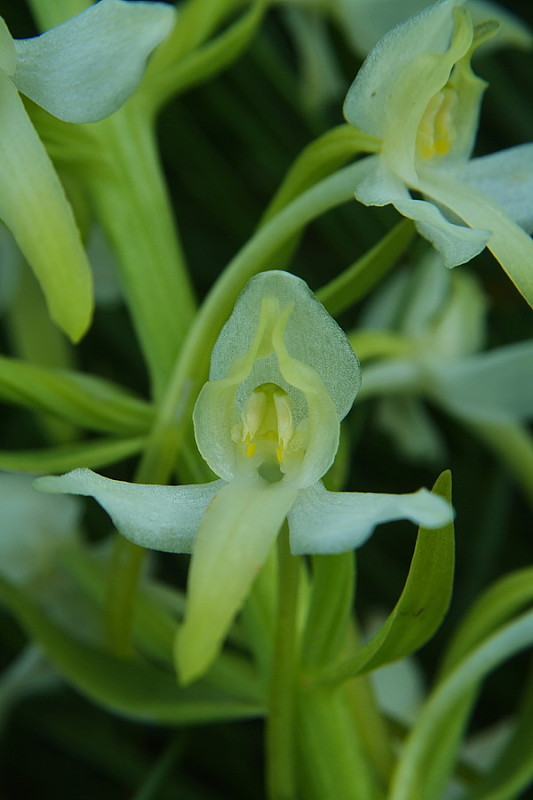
[
  {"left": 0, "top": 73, "right": 92, "bottom": 340},
  {"left": 35, "top": 468, "right": 223, "bottom": 554},
  {"left": 13, "top": 0, "right": 176, "bottom": 123},
  {"left": 419, "top": 169, "right": 533, "bottom": 305},
  {"left": 429, "top": 340, "right": 533, "bottom": 422},
  {"left": 176, "top": 477, "right": 298, "bottom": 684},
  {"left": 288, "top": 481, "right": 453, "bottom": 555},
  {"left": 353, "top": 156, "right": 490, "bottom": 266},
  {"left": 463, "top": 144, "right": 533, "bottom": 233}
]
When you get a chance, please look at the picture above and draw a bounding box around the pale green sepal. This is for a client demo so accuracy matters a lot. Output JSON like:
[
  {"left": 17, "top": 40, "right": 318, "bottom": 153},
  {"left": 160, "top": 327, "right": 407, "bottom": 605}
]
[
  {"left": 0, "top": 18, "right": 16, "bottom": 74},
  {"left": 1, "top": 471, "right": 80, "bottom": 585},
  {"left": 353, "top": 157, "right": 491, "bottom": 267},
  {"left": 343, "top": 0, "right": 465, "bottom": 139},
  {"left": 210, "top": 271, "right": 360, "bottom": 420},
  {"left": 288, "top": 478, "right": 453, "bottom": 555},
  {"left": 463, "top": 143, "right": 533, "bottom": 233},
  {"left": 430, "top": 340, "right": 533, "bottom": 422},
  {"left": 194, "top": 271, "right": 359, "bottom": 485},
  {"left": 13, "top": 0, "right": 176, "bottom": 123},
  {"left": 34, "top": 469, "right": 223, "bottom": 554},
  {"left": 419, "top": 170, "right": 533, "bottom": 305},
  {"left": 176, "top": 477, "right": 298, "bottom": 684},
  {"left": 0, "top": 74, "right": 92, "bottom": 340}
]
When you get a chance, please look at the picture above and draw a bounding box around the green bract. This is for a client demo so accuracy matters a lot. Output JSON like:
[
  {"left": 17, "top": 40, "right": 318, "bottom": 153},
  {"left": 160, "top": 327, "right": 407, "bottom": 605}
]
[
  {"left": 36, "top": 271, "right": 453, "bottom": 683},
  {"left": 0, "top": 0, "right": 176, "bottom": 340},
  {"left": 343, "top": 0, "right": 533, "bottom": 306}
]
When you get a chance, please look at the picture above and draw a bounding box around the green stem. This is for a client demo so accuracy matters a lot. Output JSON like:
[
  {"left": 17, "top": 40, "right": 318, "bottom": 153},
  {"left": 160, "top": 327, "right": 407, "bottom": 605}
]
[
  {"left": 266, "top": 523, "right": 301, "bottom": 800},
  {"left": 84, "top": 101, "right": 196, "bottom": 401}
]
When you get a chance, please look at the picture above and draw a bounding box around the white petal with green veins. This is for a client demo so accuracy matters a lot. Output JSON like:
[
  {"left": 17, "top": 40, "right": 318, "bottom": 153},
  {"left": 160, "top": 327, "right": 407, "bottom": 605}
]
[
  {"left": 34, "top": 468, "right": 224, "bottom": 554},
  {"left": 13, "top": 0, "right": 176, "bottom": 123}
]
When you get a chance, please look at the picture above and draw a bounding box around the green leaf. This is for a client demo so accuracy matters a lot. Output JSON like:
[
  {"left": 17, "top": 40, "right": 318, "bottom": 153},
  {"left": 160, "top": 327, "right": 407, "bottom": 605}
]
[
  {"left": 316, "top": 220, "right": 416, "bottom": 316},
  {"left": 440, "top": 567, "right": 533, "bottom": 676},
  {"left": 317, "top": 470, "right": 454, "bottom": 684},
  {"left": 147, "top": 0, "right": 267, "bottom": 110},
  {"left": 0, "top": 355, "right": 153, "bottom": 434},
  {"left": 388, "top": 610, "right": 533, "bottom": 800},
  {"left": 0, "top": 437, "right": 146, "bottom": 474},
  {"left": 301, "top": 553, "right": 355, "bottom": 672},
  {"left": 461, "top": 671, "right": 533, "bottom": 800},
  {"left": 261, "top": 124, "right": 380, "bottom": 224},
  {"left": 0, "top": 574, "right": 263, "bottom": 725}
]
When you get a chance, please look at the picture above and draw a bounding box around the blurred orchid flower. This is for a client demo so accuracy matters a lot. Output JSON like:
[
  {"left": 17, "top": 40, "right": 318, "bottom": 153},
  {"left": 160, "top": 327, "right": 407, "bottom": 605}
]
[
  {"left": 336, "top": 0, "right": 532, "bottom": 56},
  {"left": 36, "top": 271, "right": 452, "bottom": 683},
  {"left": 343, "top": 0, "right": 533, "bottom": 306},
  {"left": 354, "top": 252, "right": 533, "bottom": 461},
  {"left": 0, "top": 0, "right": 176, "bottom": 340}
]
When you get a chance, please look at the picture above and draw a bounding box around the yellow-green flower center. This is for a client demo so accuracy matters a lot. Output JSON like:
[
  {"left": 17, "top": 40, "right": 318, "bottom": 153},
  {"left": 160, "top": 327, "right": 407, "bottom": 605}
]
[
  {"left": 416, "top": 87, "right": 458, "bottom": 160},
  {"left": 232, "top": 382, "right": 306, "bottom": 476}
]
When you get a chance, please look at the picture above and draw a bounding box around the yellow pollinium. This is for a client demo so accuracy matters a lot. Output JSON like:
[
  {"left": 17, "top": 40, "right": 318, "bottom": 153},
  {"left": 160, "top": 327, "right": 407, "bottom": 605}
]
[
  {"left": 238, "top": 383, "right": 295, "bottom": 465},
  {"left": 416, "top": 87, "right": 457, "bottom": 160}
]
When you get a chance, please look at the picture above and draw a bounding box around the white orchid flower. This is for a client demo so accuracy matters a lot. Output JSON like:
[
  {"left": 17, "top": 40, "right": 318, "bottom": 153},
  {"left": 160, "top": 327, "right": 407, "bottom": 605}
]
[
  {"left": 343, "top": 0, "right": 533, "bottom": 307},
  {"left": 336, "top": 0, "right": 532, "bottom": 57},
  {"left": 36, "top": 271, "right": 452, "bottom": 682},
  {"left": 355, "top": 252, "right": 533, "bottom": 461},
  {"left": 0, "top": 0, "right": 176, "bottom": 340}
]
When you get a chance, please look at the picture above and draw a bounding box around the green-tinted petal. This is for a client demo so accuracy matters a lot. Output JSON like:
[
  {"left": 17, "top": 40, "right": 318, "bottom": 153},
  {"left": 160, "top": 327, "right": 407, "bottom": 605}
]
[
  {"left": 35, "top": 469, "right": 223, "bottom": 554},
  {"left": 210, "top": 272, "right": 360, "bottom": 419},
  {"left": 194, "top": 271, "right": 360, "bottom": 485},
  {"left": 0, "top": 471, "right": 80, "bottom": 585},
  {"left": 13, "top": 0, "right": 176, "bottom": 123},
  {"left": 0, "top": 74, "right": 92, "bottom": 340},
  {"left": 353, "top": 157, "right": 491, "bottom": 266},
  {"left": 176, "top": 477, "right": 298, "bottom": 684},
  {"left": 288, "top": 480, "right": 453, "bottom": 554},
  {"left": 0, "top": 17, "right": 16, "bottom": 74},
  {"left": 463, "top": 144, "right": 533, "bottom": 233},
  {"left": 419, "top": 169, "right": 533, "bottom": 305},
  {"left": 430, "top": 341, "right": 533, "bottom": 423},
  {"left": 343, "top": 0, "right": 466, "bottom": 140}
]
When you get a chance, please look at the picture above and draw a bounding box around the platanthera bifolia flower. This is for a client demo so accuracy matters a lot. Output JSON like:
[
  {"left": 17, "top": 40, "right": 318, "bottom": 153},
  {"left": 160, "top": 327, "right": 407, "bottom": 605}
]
[
  {"left": 343, "top": 0, "right": 533, "bottom": 306},
  {"left": 355, "top": 253, "right": 533, "bottom": 462},
  {"left": 0, "top": 0, "right": 176, "bottom": 340},
  {"left": 36, "top": 271, "right": 452, "bottom": 683}
]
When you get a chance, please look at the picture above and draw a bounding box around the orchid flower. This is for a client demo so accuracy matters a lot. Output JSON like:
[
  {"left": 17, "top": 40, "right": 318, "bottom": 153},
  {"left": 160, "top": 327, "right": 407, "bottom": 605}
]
[
  {"left": 0, "top": 0, "right": 176, "bottom": 340},
  {"left": 354, "top": 252, "right": 533, "bottom": 461},
  {"left": 336, "top": 0, "right": 532, "bottom": 56},
  {"left": 343, "top": 0, "right": 533, "bottom": 307},
  {"left": 36, "top": 271, "right": 452, "bottom": 683}
]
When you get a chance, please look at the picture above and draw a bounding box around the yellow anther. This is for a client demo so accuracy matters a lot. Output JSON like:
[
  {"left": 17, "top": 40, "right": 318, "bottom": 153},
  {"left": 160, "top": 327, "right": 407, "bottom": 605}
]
[
  {"left": 417, "top": 88, "right": 457, "bottom": 160},
  {"left": 238, "top": 383, "right": 297, "bottom": 465}
]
